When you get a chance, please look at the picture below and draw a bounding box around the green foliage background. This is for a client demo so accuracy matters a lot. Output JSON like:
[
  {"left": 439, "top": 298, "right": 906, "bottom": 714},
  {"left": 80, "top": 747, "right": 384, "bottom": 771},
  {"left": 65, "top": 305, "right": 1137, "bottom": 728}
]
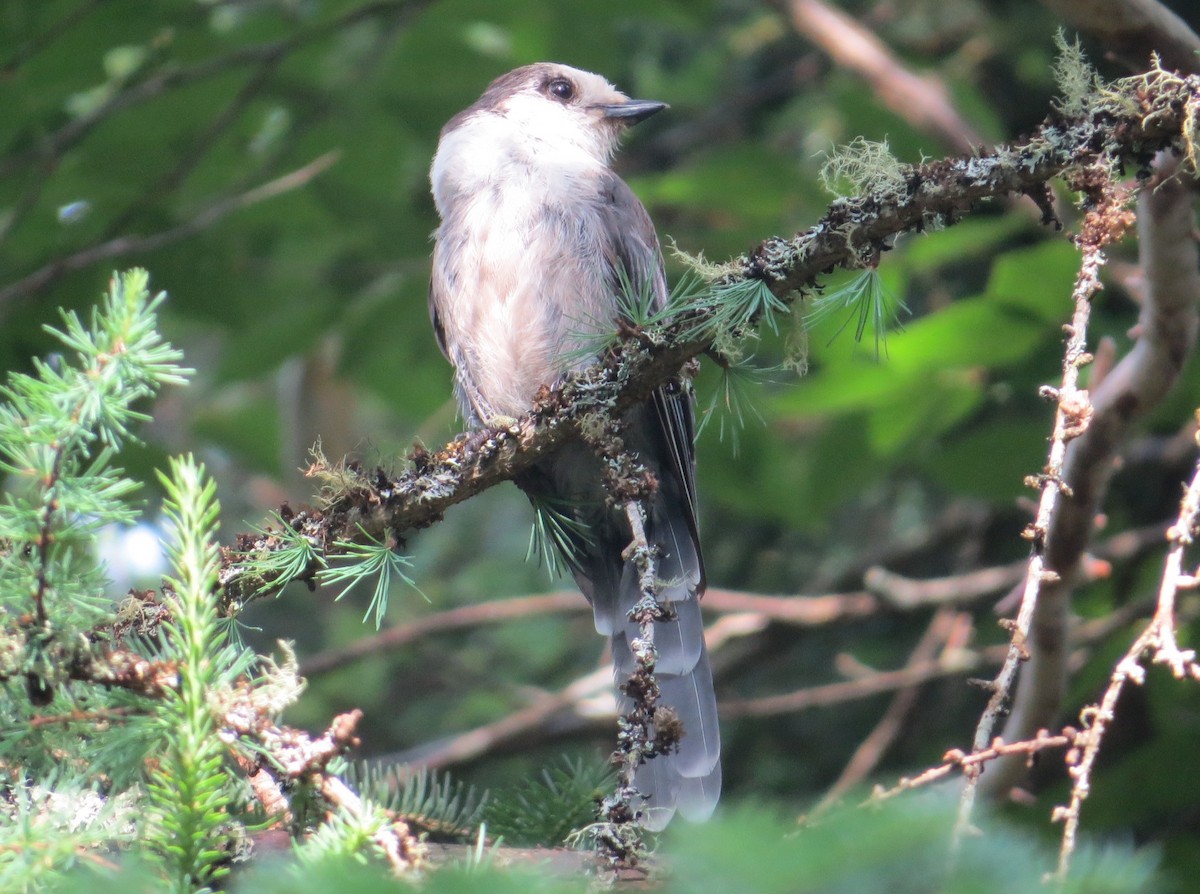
[{"left": 3, "top": 0, "right": 1200, "bottom": 887}]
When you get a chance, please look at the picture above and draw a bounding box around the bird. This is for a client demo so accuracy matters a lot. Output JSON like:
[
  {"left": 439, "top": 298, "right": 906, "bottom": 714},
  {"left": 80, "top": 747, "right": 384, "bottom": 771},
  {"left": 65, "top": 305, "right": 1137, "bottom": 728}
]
[{"left": 428, "top": 62, "right": 720, "bottom": 830}]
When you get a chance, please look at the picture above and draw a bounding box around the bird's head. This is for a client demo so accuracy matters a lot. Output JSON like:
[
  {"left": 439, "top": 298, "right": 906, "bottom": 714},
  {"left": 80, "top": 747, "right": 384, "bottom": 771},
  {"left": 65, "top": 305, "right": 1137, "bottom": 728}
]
[{"left": 431, "top": 63, "right": 666, "bottom": 214}]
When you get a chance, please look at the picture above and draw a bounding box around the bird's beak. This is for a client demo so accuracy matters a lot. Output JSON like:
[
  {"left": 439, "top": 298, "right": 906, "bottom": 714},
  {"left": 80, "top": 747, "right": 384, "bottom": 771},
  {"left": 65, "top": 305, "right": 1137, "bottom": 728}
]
[{"left": 598, "top": 99, "right": 668, "bottom": 125}]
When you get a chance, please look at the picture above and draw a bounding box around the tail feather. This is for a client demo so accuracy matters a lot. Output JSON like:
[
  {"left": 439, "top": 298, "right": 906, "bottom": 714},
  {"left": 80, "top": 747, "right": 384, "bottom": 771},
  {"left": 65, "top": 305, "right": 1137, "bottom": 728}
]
[
  {"left": 612, "top": 613, "right": 721, "bottom": 830},
  {"left": 519, "top": 394, "right": 721, "bottom": 828}
]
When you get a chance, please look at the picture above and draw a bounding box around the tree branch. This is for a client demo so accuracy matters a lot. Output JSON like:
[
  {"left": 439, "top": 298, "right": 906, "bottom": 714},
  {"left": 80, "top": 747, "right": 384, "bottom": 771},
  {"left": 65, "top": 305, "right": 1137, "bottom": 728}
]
[
  {"left": 985, "top": 153, "right": 1200, "bottom": 797},
  {"left": 1053, "top": 434, "right": 1200, "bottom": 880},
  {"left": 219, "top": 68, "right": 1200, "bottom": 611},
  {"left": 1041, "top": 0, "right": 1200, "bottom": 76},
  {"left": 954, "top": 157, "right": 1134, "bottom": 841},
  {"left": 783, "top": 0, "right": 987, "bottom": 152}
]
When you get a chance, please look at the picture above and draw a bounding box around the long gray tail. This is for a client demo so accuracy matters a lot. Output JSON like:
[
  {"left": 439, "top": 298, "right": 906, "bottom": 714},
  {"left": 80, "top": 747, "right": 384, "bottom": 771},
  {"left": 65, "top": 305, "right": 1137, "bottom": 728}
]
[
  {"left": 520, "top": 396, "right": 721, "bottom": 829},
  {"left": 599, "top": 490, "right": 721, "bottom": 831},
  {"left": 611, "top": 605, "right": 721, "bottom": 830}
]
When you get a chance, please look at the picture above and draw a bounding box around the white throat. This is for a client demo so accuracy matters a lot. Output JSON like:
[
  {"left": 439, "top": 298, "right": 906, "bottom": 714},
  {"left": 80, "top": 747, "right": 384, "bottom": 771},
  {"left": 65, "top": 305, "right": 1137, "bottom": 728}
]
[{"left": 431, "top": 104, "right": 616, "bottom": 217}]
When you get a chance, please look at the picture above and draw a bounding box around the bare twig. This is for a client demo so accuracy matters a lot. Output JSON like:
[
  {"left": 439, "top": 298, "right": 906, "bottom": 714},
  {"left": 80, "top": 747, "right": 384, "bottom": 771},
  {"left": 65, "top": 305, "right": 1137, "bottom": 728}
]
[
  {"left": 300, "top": 592, "right": 584, "bottom": 676},
  {"left": 390, "top": 586, "right": 1161, "bottom": 778},
  {"left": 988, "top": 155, "right": 1200, "bottom": 795},
  {"left": 27, "top": 706, "right": 141, "bottom": 729},
  {"left": 955, "top": 163, "right": 1133, "bottom": 841},
  {"left": 399, "top": 666, "right": 612, "bottom": 770},
  {"left": 704, "top": 587, "right": 879, "bottom": 623},
  {"left": 1053, "top": 435, "right": 1200, "bottom": 880},
  {"left": 301, "top": 586, "right": 876, "bottom": 678},
  {"left": 724, "top": 643, "right": 1002, "bottom": 718},
  {"left": 393, "top": 616, "right": 761, "bottom": 771},
  {"left": 867, "top": 562, "right": 1028, "bottom": 609},
  {"left": 869, "top": 728, "right": 1075, "bottom": 806}
]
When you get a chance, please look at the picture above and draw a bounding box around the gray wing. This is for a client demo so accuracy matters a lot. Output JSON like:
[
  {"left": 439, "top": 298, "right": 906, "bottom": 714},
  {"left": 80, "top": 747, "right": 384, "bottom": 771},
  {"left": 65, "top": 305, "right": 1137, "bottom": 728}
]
[
  {"left": 593, "top": 172, "right": 719, "bottom": 827},
  {"left": 428, "top": 272, "right": 449, "bottom": 361},
  {"left": 429, "top": 235, "right": 485, "bottom": 425},
  {"left": 594, "top": 172, "right": 705, "bottom": 587}
]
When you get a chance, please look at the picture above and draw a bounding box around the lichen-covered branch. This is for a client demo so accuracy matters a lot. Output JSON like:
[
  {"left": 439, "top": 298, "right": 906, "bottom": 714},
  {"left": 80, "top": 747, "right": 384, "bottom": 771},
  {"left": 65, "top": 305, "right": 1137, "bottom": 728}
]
[{"left": 219, "top": 67, "right": 1200, "bottom": 611}]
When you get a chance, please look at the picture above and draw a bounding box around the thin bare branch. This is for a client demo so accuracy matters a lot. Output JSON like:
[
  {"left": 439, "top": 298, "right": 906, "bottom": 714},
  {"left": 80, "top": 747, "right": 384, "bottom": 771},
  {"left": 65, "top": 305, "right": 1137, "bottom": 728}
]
[
  {"left": 724, "top": 643, "right": 1001, "bottom": 719},
  {"left": 1041, "top": 0, "right": 1200, "bottom": 75},
  {"left": 300, "top": 592, "right": 584, "bottom": 676},
  {"left": 783, "top": 0, "right": 986, "bottom": 152},
  {"left": 1053, "top": 433, "right": 1200, "bottom": 880},
  {"left": 868, "top": 728, "right": 1075, "bottom": 806},
  {"left": 395, "top": 616, "right": 759, "bottom": 772},
  {"left": 988, "top": 155, "right": 1200, "bottom": 796},
  {"left": 816, "top": 608, "right": 961, "bottom": 810},
  {"left": 955, "top": 163, "right": 1133, "bottom": 841},
  {"left": 867, "top": 562, "right": 1028, "bottom": 609}
]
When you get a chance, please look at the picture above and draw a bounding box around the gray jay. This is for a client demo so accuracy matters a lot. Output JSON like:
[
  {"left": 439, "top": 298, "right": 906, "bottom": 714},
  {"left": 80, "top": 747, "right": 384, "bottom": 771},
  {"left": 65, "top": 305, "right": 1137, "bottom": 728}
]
[{"left": 428, "top": 63, "right": 720, "bottom": 830}]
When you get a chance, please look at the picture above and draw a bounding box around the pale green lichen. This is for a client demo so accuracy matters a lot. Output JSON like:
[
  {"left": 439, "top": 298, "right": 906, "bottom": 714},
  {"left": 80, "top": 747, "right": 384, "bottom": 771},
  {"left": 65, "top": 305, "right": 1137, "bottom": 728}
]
[
  {"left": 819, "top": 137, "right": 907, "bottom": 201},
  {"left": 1052, "top": 30, "right": 1101, "bottom": 117},
  {"left": 668, "top": 238, "right": 743, "bottom": 281}
]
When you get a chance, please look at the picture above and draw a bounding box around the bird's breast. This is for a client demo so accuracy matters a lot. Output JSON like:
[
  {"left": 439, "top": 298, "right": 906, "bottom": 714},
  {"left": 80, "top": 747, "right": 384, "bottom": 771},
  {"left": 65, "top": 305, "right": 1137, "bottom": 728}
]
[{"left": 434, "top": 171, "right": 615, "bottom": 422}]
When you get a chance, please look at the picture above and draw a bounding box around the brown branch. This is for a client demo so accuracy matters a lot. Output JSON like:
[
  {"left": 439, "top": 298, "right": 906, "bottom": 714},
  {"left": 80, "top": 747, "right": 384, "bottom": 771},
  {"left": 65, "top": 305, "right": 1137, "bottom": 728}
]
[
  {"left": 867, "top": 728, "right": 1076, "bottom": 806},
  {"left": 401, "top": 666, "right": 612, "bottom": 771},
  {"left": 703, "top": 587, "right": 880, "bottom": 623},
  {"left": 58, "top": 645, "right": 178, "bottom": 698},
  {"left": 866, "top": 562, "right": 1028, "bottom": 609},
  {"left": 391, "top": 584, "right": 1161, "bottom": 779},
  {"left": 986, "top": 154, "right": 1200, "bottom": 797},
  {"left": 399, "top": 615, "right": 759, "bottom": 772},
  {"left": 954, "top": 160, "right": 1135, "bottom": 842},
  {"left": 1041, "top": 0, "right": 1200, "bottom": 76},
  {"left": 783, "top": 0, "right": 986, "bottom": 152},
  {"left": 297, "top": 574, "right": 981, "bottom": 686},
  {"left": 28, "top": 706, "right": 141, "bottom": 729},
  {"left": 300, "top": 592, "right": 585, "bottom": 676},
  {"left": 301, "top": 586, "right": 876, "bottom": 679},
  {"left": 723, "top": 643, "right": 1001, "bottom": 719},
  {"left": 1053, "top": 433, "right": 1200, "bottom": 880}
]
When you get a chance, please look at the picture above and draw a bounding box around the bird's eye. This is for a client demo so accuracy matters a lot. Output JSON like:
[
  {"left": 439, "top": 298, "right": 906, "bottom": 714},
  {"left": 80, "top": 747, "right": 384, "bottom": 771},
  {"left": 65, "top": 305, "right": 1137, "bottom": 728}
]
[{"left": 546, "top": 78, "right": 575, "bottom": 102}]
